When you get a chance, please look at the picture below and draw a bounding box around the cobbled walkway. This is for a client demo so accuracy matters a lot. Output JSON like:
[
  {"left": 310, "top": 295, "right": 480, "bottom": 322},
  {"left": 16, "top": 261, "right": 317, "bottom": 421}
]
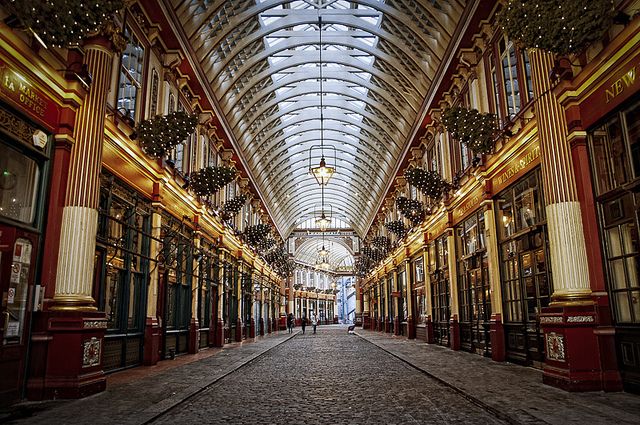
[
  {"left": 152, "top": 327, "right": 504, "bottom": 425},
  {"left": 356, "top": 329, "right": 640, "bottom": 424},
  {"left": 6, "top": 326, "right": 640, "bottom": 425}
]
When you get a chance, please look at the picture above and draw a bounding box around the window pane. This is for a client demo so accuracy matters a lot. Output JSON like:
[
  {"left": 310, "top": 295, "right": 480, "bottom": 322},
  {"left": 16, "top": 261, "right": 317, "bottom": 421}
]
[
  {"left": 624, "top": 101, "right": 640, "bottom": 178},
  {"left": 0, "top": 143, "right": 40, "bottom": 224}
]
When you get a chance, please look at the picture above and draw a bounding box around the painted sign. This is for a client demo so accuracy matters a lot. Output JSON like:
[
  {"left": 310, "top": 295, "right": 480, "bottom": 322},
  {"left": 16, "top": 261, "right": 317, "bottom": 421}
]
[
  {"left": 492, "top": 142, "right": 541, "bottom": 194},
  {"left": 580, "top": 49, "right": 640, "bottom": 128},
  {"left": 453, "top": 185, "right": 485, "bottom": 224},
  {"left": 0, "top": 60, "right": 59, "bottom": 130}
]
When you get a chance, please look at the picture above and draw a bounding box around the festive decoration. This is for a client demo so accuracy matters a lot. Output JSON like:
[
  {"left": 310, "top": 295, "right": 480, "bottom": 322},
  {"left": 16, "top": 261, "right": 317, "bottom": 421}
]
[
  {"left": 137, "top": 111, "right": 198, "bottom": 157},
  {"left": 371, "top": 236, "right": 391, "bottom": 252},
  {"left": 263, "top": 246, "right": 295, "bottom": 278},
  {"left": 189, "top": 166, "right": 237, "bottom": 197},
  {"left": 223, "top": 194, "right": 247, "bottom": 216},
  {"left": 242, "top": 223, "right": 271, "bottom": 247},
  {"left": 396, "top": 196, "right": 426, "bottom": 226},
  {"left": 499, "top": 0, "right": 615, "bottom": 55},
  {"left": 385, "top": 220, "right": 407, "bottom": 239},
  {"left": 442, "top": 106, "right": 497, "bottom": 155},
  {"left": 4, "top": 0, "right": 125, "bottom": 48},
  {"left": 405, "top": 167, "right": 449, "bottom": 199},
  {"left": 257, "top": 237, "right": 276, "bottom": 252}
]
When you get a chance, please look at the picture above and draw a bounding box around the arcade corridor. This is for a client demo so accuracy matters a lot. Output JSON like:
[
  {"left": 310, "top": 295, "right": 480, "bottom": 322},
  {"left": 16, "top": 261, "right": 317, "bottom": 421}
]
[{"left": 3, "top": 0, "right": 640, "bottom": 420}]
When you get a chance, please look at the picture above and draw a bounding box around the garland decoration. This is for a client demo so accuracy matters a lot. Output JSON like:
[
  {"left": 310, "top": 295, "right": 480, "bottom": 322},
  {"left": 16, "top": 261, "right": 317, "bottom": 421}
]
[
  {"left": 242, "top": 224, "right": 271, "bottom": 247},
  {"left": 396, "top": 197, "right": 425, "bottom": 226},
  {"left": 223, "top": 194, "right": 247, "bottom": 215},
  {"left": 264, "top": 246, "right": 295, "bottom": 278},
  {"left": 189, "top": 166, "right": 237, "bottom": 197},
  {"left": 405, "top": 167, "right": 448, "bottom": 199},
  {"left": 371, "top": 236, "right": 391, "bottom": 253},
  {"left": 137, "top": 111, "right": 199, "bottom": 157},
  {"left": 257, "top": 237, "right": 276, "bottom": 253},
  {"left": 3, "top": 0, "right": 125, "bottom": 48},
  {"left": 385, "top": 220, "right": 407, "bottom": 239},
  {"left": 498, "top": 0, "right": 615, "bottom": 55},
  {"left": 441, "top": 106, "right": 497, "bottom": 155}
]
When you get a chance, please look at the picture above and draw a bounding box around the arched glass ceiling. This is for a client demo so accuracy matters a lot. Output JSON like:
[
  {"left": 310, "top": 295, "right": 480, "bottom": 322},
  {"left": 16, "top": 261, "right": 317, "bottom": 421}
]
[
  {"left": 171, "top": 0, "right": 464, "bottom": 237},
  {"left": 294, "top": 236, "right": 354, "bottom": 269}
]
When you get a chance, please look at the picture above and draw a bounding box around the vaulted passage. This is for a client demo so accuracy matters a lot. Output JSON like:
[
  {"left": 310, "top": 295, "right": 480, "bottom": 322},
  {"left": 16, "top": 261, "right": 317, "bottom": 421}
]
[{"left": 2, "top": 0, "right": 640, "bottom": 421}]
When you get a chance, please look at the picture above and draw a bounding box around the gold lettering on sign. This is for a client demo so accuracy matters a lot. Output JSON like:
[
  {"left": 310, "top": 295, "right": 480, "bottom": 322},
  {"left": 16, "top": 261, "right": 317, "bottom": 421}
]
[
  {"left": 605, "top": 67, "right": 636, "bottom": 103},
  {"left": 455, "top": 192, "right": 482, "bottom": 221},
  {"left": 2, "top": 68, "right": 48, "bottom": 117},
  {"left": 495, "top": 145, "right": 541, "bottom": 188}
]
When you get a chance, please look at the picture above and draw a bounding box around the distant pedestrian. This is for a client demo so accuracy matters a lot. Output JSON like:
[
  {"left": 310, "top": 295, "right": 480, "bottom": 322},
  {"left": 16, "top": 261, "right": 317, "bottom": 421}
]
[
  {"left": 287, "top": 313, "right": 294, "bottom": 334},
  {"left": 301, "top": 316, "right": 307, "bottom": 334},
  {"left": 311, "top": 314, "right": 318, "bottom": 334}
]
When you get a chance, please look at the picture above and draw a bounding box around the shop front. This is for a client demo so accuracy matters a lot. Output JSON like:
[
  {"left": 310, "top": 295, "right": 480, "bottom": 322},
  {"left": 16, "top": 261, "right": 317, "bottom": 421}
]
[
  {"left": 94, "top": 172, "right": 153, "bottom": 371},
  {"left": 413, "top": 255, "right": 428, "bottom": 341},
  {"left": 494, "top": 165, "right": 551, "bottom": 366},
  {"left": 429, "top": 232, "right": 451, "bottom": 346},
  {"left": 587, "top": 95, "right": 640, "bottom": 392},
  {"left": 0, "top": 103, "right": 53, "bottom": 405},
  {"left": 455, "top": 204, "right": 492, "bottom": 357}
]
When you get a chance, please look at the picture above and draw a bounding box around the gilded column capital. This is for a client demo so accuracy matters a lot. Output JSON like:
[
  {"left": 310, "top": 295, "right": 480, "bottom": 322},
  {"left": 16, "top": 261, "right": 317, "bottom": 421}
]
[{"left": 84, "top": 18, "right": 127, "bottom": 54}]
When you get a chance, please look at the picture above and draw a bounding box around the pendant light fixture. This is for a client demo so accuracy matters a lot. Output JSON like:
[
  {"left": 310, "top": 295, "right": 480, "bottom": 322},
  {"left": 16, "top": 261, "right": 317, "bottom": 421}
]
[{"left": 309, "top": 15, "right": 336, "bottom": 186}]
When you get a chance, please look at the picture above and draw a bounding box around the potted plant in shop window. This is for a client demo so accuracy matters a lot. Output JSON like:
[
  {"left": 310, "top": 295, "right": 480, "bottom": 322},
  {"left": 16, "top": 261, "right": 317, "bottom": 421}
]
[{"left": 498, "top": 0, "right": 617, "bottom": 56}]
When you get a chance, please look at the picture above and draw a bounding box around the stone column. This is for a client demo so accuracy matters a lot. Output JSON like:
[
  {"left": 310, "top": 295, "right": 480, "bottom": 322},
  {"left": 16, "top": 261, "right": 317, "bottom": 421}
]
[
  {"left": 52, "top": 31, "right": 124, "bottom": 311},
  {"left": 529, "top": 49, "right": 591, "bottom": 303},
  {"left": 40, "top": 26, "right": 125, "bottom": 400},
  {"left": 392, "top": 268, "right": 400, "bottom": 335},
  {"left": 483, "top": 201, "right": 505, "bottom": 362},
  {"left": 423, "top": 245, "right": 434, "bottom": 343},
  {"left": 529, "top": 49, "right": 601, "bottom": 391},
  {"left": 144, "top": 210, "right": 162, "bottom": 365},
  {"left": 446, "top": 229, "right": 460, "bottom": 350},
  {"left": 405, "top": 259, "right": 415, "bottom": 339}
]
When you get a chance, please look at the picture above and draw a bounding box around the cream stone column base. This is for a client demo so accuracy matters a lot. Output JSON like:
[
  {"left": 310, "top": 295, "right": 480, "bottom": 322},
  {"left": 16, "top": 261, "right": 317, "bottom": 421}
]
[
  {"left": 52, "top": 206, "right": 99, "bottom": 311},
  {"left": 546, "top": 201, "right": 592, "bottom": 305}
]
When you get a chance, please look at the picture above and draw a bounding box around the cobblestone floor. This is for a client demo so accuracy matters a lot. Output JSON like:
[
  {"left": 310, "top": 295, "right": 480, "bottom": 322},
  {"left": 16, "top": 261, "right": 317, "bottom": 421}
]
[
  {"left": 152, "top": 327, "right": 504, "bottom": 425},
  {"left": 6, "top": 326, "right": 640, "bottom": 425}
]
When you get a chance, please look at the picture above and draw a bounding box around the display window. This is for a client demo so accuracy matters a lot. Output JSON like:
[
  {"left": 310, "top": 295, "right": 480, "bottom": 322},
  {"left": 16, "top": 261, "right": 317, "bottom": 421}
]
[
  {"left": 495, "top": 169, "right": 550, "bottom": 365},
  {"left": 588, "top": 97, "right": 640, "bottom": 391},
  {"left": 429, "top": 234, "right": 450, "bottom": 346},
  {"left": 456, "top": 209, "right": 491, "bottom": 356}
]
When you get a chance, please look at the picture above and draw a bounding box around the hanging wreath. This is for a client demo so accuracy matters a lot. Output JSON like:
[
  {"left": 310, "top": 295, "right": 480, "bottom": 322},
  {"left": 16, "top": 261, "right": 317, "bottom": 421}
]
[
  {"left": 385, "top": 220, "right": 407, "bottom": 238},
  {"left": 243, "top": 223, "right": 271, "bottom": 246},
  {"left": 189, "top": 166, "right": 237, "bottom": 197},
  {"left": 405, "top": 167, "right": 448, "bottom": 199},
  {"left": 223, "top": 194, "right": 247, "bottom": 215},
  {"left": 442, "top": 106, "right": 497, "bottom": 155},
  {"left": 137, "top": 111, "right": 199, "bottom": 158},
  {"left": 396, "top": 197, "right": 426, "bottom": 226},
  {"left": 498, "top": 0, "right": 615, "bottom": 55},
  {"left": 3, "top": 0, "right": 125, "bottom": 48}
]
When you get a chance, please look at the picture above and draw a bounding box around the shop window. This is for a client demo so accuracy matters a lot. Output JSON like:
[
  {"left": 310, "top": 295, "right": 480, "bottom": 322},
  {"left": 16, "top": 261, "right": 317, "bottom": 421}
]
[
  {"left": 495, "top": 169, "right": 550, "bottom": 363},
  {"left": 414, "top": 258, "right": 426, "bottom": 324},
  {"left": 399, "top": 270, "right": 407, "bottom": 321},
  {"left": 429, "top": 235, "right": 450, "bottom": 345},
  {"left": 0, "top": 143, "right": 40, "bottom": 224},
  {"left": 117, "top": 26, "right": 145, "bottom": 121},
  {"left": 150, "top": 69, "right": 159, "bottom": 117},
  {"left": 589, "top": 99, "right": 640, "bottom": 324}
]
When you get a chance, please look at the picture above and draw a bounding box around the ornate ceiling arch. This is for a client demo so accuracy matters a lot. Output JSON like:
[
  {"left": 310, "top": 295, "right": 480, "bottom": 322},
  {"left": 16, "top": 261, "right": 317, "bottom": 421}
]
[{"left": 169, "top": 0, "right": 466, "bottom": 240}]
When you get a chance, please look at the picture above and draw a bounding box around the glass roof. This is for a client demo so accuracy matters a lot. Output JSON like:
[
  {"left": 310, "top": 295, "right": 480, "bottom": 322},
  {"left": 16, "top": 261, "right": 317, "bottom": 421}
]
[{"left": 172, "top": 0, "right": 464, "bottom": 240}]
